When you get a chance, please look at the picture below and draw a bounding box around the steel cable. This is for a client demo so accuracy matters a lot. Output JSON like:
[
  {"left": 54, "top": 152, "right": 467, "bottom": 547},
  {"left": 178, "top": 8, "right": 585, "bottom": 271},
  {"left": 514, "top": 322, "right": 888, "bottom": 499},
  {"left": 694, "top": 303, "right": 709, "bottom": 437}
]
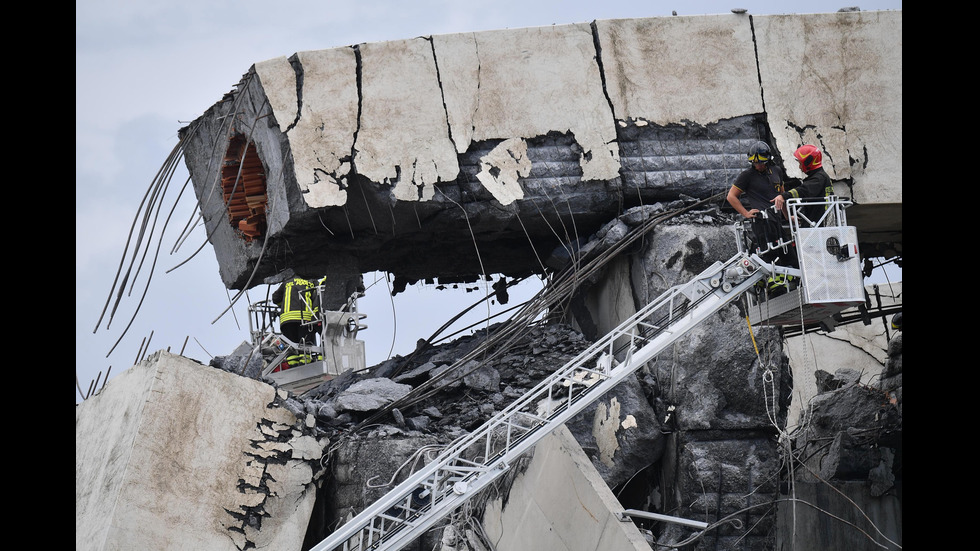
[{"left": 349, "top": 193, "right": 724, "bottom": 429}]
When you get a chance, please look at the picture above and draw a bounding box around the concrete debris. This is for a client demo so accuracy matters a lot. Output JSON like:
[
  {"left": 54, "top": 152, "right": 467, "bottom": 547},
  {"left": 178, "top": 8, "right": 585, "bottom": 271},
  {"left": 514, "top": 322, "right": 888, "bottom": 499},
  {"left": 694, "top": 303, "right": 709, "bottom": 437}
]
[
  {"left": 80, "top": 10, "right": 904, "bottom": 550},
  {"left": 210, "top": 340, "right": 265, "bottom": 379},
  {"left": 787, "top": 328, "right": 903, "bottom": 542},
  {"left": 333, "top": 378, "right": 413, "bottom": 413},
  {"left": 814, "top": 367, "right": 863, "bottom": 392}
]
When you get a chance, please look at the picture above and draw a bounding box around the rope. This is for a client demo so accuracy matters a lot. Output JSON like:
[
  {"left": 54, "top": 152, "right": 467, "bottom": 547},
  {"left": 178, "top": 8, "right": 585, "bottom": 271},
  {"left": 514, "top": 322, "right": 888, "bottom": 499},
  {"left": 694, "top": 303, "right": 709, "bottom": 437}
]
[{"left": 744, "top": 315, "right": 760, "bottom": 356}]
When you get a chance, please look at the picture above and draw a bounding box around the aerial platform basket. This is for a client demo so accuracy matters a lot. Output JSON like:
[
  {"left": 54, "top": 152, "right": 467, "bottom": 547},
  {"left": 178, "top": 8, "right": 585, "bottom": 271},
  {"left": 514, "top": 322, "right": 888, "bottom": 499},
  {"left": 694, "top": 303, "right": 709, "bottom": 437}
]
[
  {"left": 248, "top": 289, "right": 368, "bottom": 393},
  {"left": 743, "top": 196, "right": 865, "bottom": 330}
]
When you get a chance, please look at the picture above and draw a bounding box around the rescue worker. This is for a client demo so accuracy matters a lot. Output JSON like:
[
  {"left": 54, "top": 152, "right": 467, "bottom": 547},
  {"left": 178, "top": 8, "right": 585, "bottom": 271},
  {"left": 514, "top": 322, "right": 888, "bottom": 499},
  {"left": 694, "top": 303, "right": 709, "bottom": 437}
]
[
  {"left": 726, "top": 141, "right": 791, "bottom": 264},
  {"left": 272, "top": 277, "right": 318, "bottom": 345},
  {"left": 773, "top": 144, "right": 835, "bottom": 225},
  {"left": 727, "top": 141, "right": 797, "bottom": 294}
]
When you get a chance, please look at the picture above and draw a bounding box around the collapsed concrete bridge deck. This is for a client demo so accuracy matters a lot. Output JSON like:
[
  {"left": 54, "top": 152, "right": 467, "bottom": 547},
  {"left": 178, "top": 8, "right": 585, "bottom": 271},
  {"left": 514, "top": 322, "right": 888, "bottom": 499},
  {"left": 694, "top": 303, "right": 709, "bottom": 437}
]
[
  {"left": 179, "top": 10, "right": 902, "bottom": 304},
  {"left": 81, "top": 12, "right": 902, "bottom": 549}
]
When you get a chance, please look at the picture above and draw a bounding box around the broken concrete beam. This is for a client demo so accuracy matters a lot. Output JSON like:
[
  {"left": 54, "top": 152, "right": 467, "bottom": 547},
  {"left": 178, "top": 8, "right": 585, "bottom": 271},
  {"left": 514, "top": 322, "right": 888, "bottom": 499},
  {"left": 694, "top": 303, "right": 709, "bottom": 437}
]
[
  {"left": 178, "top": 11, "right": 901, "bottom": 291},
  {"left": 75, "top": 351, "right": 326, "bottom": 551},
  {"left": 481, "top": 425, "right": 651, "bottom": 551}
]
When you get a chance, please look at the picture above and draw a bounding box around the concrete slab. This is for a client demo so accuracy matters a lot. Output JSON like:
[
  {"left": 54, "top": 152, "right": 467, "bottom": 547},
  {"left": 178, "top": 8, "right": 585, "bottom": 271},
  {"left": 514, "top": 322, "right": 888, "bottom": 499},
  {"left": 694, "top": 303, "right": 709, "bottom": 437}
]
[
  {"left": 262, "top": 48, "right": 359, "bottom": 208},
  {"left": 358, "top": 38, "right": 459, "bottom": 202},
  {"left": 482, "top": 425, "right": 649, "bottom": 551},
  {"left": 434, "top": 23, "right": 619, "bottom": 182},
  {"left": 181, "top": 10, "right": 902, "bottom": 291},
  {"left": 754, "top": 11, "right": 902, "bottom": 201},
  {"left": 76, "top": 351, "right": 324, "bottom": 550},
  {"left": 596, "top": 14, "right": 761, "bottom": 126}
]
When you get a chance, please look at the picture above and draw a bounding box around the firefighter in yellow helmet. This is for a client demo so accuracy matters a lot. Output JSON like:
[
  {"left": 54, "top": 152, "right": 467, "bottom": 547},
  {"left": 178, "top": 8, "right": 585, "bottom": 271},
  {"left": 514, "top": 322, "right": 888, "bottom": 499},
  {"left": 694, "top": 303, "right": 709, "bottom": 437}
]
[{"left": 726, "top": 141, "right": 792, "bottom": 264}]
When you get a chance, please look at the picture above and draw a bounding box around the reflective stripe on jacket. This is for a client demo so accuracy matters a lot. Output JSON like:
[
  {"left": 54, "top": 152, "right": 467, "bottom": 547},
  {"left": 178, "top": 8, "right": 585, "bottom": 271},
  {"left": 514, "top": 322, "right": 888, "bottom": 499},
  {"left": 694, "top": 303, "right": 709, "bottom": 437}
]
[{"left": 280, "top": 278, "right": 315, "bottom": 323}]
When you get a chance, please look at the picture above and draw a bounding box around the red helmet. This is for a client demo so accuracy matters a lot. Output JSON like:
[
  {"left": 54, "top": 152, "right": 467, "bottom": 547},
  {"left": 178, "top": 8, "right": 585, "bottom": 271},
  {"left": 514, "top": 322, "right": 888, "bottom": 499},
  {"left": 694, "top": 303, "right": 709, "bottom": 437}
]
[{"left": 793, "top": 145, "right": 823, "bottom": 172}]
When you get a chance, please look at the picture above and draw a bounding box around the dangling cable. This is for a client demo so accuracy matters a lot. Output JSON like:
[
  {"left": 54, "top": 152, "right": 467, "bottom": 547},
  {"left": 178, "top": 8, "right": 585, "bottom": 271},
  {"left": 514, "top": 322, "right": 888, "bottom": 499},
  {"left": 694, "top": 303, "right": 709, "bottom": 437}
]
[
  {"left": 383, "top": 272, "right": 397, "bottom": 362},
  {"left": 434, "top": 186, "right": 492, "bottom": 339},
  {"left": 94, "top": 139, "right": 184, "bottom": 333}
]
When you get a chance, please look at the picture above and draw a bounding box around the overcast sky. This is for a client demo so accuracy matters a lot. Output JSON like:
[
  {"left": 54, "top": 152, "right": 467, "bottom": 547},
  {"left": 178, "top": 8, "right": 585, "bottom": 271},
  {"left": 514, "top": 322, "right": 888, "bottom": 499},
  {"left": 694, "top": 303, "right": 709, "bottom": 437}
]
[{"left": 76, "top": 0, "right": 902, "bottom": 403}]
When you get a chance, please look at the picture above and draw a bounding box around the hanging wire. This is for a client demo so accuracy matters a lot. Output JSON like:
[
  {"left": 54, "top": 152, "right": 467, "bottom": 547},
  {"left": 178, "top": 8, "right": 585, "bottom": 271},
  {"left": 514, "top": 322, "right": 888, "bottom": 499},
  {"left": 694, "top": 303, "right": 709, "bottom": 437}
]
[
  {"left": 93, "top": 140, "right": 185, "bottom": 334},
  {"left": 98, "top": 143, "right": 187, "bottom": 357},
  {"left": 92, "top": 71, "right": 267, "bottom": 367},
  {"left": 382, "top": 272, "right": 397, "bottom": 362},
  {"left": 434, "top": 186, "right": 494, "bottom": 344},
  {"left": 350, "top": 193, "right": 725, "bottom": 429}
]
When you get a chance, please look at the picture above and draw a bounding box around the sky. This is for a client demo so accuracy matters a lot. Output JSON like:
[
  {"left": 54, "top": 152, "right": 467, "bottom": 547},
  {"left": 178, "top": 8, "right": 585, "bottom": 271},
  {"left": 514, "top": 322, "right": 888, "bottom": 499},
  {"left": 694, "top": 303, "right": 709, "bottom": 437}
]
[{"left": 76, "top": 0, "right": 903, "bottom": 403}]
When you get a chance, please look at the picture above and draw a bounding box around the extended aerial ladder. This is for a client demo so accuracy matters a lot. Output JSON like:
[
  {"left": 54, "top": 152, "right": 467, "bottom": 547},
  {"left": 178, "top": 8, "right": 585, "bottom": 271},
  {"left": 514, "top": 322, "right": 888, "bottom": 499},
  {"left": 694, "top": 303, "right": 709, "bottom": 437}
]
[{"left": 310, "top": 197, "right": 866, "bottom": 551}]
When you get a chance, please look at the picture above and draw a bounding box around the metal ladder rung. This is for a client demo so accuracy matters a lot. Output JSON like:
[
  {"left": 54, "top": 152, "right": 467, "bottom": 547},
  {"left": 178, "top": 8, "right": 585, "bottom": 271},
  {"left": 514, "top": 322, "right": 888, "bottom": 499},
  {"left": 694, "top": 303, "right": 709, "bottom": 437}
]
[
  {"left": 635, "top": 320, "right": 662, "bottom": 332},
  {"left": 375, "top": 513, "right": 406, "bottom": 525}
]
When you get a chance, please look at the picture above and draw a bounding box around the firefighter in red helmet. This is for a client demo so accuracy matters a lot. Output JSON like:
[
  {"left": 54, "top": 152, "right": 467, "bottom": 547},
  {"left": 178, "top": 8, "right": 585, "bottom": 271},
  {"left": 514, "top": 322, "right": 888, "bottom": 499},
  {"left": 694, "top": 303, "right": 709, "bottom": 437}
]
[{"left": 773, "top": 144, "right": 834, "bottom": 225}]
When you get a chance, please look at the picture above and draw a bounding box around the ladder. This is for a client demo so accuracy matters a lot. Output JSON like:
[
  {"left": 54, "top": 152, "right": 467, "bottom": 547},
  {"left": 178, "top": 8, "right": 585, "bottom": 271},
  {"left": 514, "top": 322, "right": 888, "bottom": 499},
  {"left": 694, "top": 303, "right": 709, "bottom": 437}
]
[{"left": 310, "top": 250, "right": 774, "bottom": 551}]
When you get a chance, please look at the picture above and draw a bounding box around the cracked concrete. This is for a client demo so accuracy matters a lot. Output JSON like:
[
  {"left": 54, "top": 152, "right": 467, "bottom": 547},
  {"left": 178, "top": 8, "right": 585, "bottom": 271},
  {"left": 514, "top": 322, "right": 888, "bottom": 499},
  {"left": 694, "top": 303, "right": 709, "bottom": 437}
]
[
  {"left": 178, "top": 11, "right": 901, "bottom": 292},
  {"left": 78, "top": 11, "right": 902, "bottom": 550},
  {"left": 76, "top": 351, "right": 328, "bottom": 551},
  {"left": 754, "top": 12, "right": 903, "bottom": 194}
]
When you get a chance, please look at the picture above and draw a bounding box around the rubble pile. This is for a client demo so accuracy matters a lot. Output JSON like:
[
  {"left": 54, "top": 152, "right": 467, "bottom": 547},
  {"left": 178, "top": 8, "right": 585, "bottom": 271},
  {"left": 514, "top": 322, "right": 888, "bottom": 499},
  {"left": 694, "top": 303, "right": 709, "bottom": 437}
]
[
  {"left": 286, "top": 323, "right": 595, "bottom": 441},
  {"left": 791, "top": 331, "right": 902, "bottom": 496}
]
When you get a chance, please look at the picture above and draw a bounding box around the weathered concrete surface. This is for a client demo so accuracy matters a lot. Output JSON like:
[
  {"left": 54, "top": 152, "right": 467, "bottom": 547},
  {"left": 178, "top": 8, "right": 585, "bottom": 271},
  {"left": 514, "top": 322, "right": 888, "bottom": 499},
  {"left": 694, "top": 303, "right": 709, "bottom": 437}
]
[
  {"left": 482, "top": 425, "right": 651, "bottom": 551},
  {"left": 597, "top": 15, "right": 762, "bottom": 125},
  {"left": 756, "top": 12, "right": 903, "bottom": 200},
  {"left": 75, "top": 351, "right": 327, "bottom": 551},
  {"left": 755, "top": 12, "right": 903, "bottom": 249},
  {"left": 775, "top": 481, "right": 902, "bottom": 550},
  {"left": 179, "top": 11, "right": 901, "bottom": 292}
]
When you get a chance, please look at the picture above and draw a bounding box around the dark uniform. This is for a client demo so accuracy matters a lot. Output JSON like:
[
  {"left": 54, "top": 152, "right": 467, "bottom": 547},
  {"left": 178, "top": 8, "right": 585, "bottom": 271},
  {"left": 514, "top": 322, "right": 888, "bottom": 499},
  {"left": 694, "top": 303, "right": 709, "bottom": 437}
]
[
  {"left": 732, "top": 164, "right": 789, "bottom": 264},
  {"left": 779, "top": 167, "right": 834, "bottom": 226}
]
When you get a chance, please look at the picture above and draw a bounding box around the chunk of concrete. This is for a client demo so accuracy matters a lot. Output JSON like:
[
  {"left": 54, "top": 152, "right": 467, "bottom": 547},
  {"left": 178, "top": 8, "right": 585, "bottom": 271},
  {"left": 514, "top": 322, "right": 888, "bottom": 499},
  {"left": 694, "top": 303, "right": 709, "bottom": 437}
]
[
  {"left": 76, "top": 351, "right": 318, "bottom": 551},
  {"left": 481, "top": 425, "right": 650, "bottom": 551},
  {"left": 333, "top": 377, "right": 413, "bottom": 412}
]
